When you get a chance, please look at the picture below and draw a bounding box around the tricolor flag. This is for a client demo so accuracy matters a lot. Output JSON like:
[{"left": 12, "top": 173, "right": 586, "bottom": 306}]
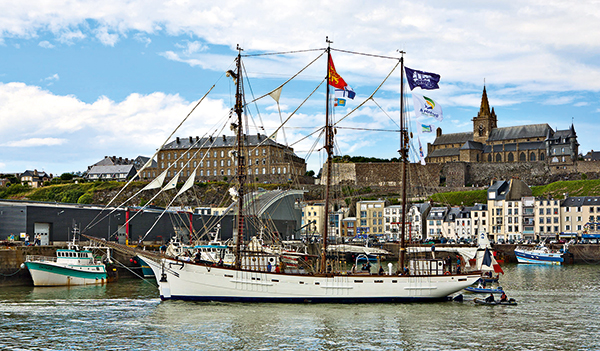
[
  {"left": 405, "top": 67, "right": 441, "bottom": 90},
  {"left": 412, "top": 93, "right": 443, "bottom": 121},
  {"left": 482, "top": 248, "right": 504, "bottom": 274},
  {"left": 421, "top": 124, "right": 434, "bottom": 133},
  {"left": 328, "top": 56, "right": 348, "bottom": 89}
]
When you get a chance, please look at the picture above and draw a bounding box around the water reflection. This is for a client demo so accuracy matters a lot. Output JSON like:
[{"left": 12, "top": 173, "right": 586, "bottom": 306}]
[{"left": 1, "top": 266, "right": 600, "bottom": 350}]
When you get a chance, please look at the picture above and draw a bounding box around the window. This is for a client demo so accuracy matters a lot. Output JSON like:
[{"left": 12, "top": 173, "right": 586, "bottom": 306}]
[
  {"left": 566, "top": 225, "right": 571, "bottom": 231},
  {"left": 262, "top": 168, "right": 266, "bottom": 174},
  {"left": 213, "top": 151, "right": 217, "bottom": 157},
  {"left": 577, "top": 216, "right": 582, "bottom": 222},
  {"left": 207, "top": 170, "right": 210, "bottom": 176},
  {"left": 220, "top": 160, "right": 224, "bottom": 166},
  {"left": 592, "top": 207, "right": 595, "bottom": 213},
  {"left": 577, "top": 225, "right": 582, "bottom": 231},
  {"left": 539, "top": 226, "right": 544, "bottom": 232},
  {"left": 539, "top": 208, "right": 544, "bottom": 215},
  {"left": 546, "top": 208, "right": 551, "bottom": 215},
  {"left": 167, "top": 153, "right": 171, "bottom": 160},
  {"left": 161, "top": 153, "right": 164, "bottom": 160},
  {"left": 553, "top": 217, "right": 558, "bottom": 224},
  {"left": 180, "top": 162, "right": 183, "bottom": 168},
  {"left": 360, "top": 211, "right": 367, "bottom": 218},
  {"left": 200, "top": 170, "right": 203, "bottom": 176},
  {"left": 554, "top": 226, "right": 559, "bottom": 232},
  {"left": 566, "top": 216, "right": 570, "bottom": 222},
  {"left": 530, "top": 153, "right": 536, "bottom": 161}
]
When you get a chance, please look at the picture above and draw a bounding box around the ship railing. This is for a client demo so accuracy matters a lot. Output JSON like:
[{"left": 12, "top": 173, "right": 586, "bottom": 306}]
[{"left": 26, "top": 255, "right": 58, "bottom": 263}]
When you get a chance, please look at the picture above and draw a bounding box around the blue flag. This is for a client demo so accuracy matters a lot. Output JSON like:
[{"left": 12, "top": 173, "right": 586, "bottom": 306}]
[
  {"left": 405, "top": 67, "right": 441, "bottom": 90},
  {"left": 421, "top": 124, "right": 433, "bottom": 133},
  {"left": 335, "top": 87, "right": 355, "bottom": 100},
  {"left": 482, "top": 248, "right": 492, "bottom": 267}
]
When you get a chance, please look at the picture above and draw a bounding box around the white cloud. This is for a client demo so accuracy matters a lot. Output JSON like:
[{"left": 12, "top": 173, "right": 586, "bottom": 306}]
[
  {"left": 44, "top": 73, "right": 59, "bottom": 81},
  {"left": 2, "top": 137, "right": 67, "bottom": 147},
  {"left": 95, "top": 26, "right": 119, "bottom": 46},
  {"left": 38, "top": 40, "right": 54, "bottom": 49},
  {"left": 57, "top": 29, "right": 86, "bottom": 44},
  {"left": 133, "top": 33, "right": 151, "bottom": 47},
  {"left": 0, "top": 81, "right": 231, "bottom": 160}
]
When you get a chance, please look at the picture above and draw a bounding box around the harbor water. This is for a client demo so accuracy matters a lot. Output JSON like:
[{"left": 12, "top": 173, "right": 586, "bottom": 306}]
[{"left": 1, "top": 264, "right": 599, "bottom": 350}]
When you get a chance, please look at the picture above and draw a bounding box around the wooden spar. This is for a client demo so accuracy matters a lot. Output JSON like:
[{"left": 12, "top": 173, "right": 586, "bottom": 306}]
[
  {"left": 321, "top": 38, "right": 333, "bottom": 274},
  {"left": 234, "top": 44, "right": 245, "bottom": 270},
  {"left": 398, "top": 53, "right": 407, "bottom": 272}
]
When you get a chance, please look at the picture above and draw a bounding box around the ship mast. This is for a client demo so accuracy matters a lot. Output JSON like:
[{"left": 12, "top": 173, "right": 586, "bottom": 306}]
[
  {"left": 320, "top": 37, "right": 333, "bottom": 275},
  {"left": 398, "top": 52, "right": 407, "bottom": 272},
  {"left": 233, "top": 44, "right": 245, "bottom": 270}
]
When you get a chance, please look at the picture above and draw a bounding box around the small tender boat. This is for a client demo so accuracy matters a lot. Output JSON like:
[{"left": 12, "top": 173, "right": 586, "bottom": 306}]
[
  {"left": 474, "top": 297, "right": 517, "bottom": 306},
  {"left": 464, "top": 286, "right": 504, "bottom": 294},
  {"left": 514, "top": 244, "right": 564, "bottom": 265},
  {"left": 24, "top": 240, "right": 111, "bottom": 286}
]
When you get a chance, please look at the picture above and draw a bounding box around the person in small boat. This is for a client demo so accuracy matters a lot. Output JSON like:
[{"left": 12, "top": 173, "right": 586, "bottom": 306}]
[
  {"left": 194, "top": 250, "right": 201, "bottom": 263},
  {"left": 500, "top": 292, "right": 508, "bottom": 302},
  {"left": 478, "top": 280, "right": 486, "bottom": 289},
  {"left": 485, "top": 293, "right": 495, "bottom": 303}
]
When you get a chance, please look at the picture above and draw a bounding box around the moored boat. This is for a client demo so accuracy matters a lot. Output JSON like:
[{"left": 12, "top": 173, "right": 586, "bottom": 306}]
[
  {"left": 138, "top": 40, "right": 482, "bottom": 302},
  {"left": 24, "top": 240, "right": 110, "bottom": 286},
  {"left": 514, "top": 244, "right": 564, "bottom": 265}
]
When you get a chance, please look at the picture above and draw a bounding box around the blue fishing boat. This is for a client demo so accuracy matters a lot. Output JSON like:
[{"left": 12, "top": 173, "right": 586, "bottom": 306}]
[
  {"left": 514, "top": 244, "right": 564, "bottom": 265},
  {"left": 465, "top": 286, "right": 504, "bottom": 294}
]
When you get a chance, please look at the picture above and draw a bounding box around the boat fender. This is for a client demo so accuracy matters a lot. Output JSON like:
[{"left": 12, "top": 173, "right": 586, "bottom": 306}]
[{"left": 444, "top": 271, "right": 450, "bottom": 275}]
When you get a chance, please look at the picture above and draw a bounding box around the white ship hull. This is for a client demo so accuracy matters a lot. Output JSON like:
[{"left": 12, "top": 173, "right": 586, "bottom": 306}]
[
  {"left": 141, "top": 255, "right": 480, "bottom": 303},
  {"left": 25, "top": 261, "right": 107, "bottom": 286}
]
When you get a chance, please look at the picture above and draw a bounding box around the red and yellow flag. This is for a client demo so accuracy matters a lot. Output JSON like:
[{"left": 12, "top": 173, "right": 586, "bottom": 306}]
[{"left": 328, "top": 56, "right": 347, "bottom": 89}]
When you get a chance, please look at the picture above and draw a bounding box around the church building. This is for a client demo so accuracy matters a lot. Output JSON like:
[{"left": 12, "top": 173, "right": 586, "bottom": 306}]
[{"left": 425, "top": 87, "right": 579, "bottom": 171}]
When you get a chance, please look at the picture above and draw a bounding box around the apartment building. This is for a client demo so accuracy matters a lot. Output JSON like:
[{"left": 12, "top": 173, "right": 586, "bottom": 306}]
[
  {"left": 356, "top": 200, "right": 386, "bottom": 237},
  {"left": 157, "top": 134, "right": 306, "bottom": 183}
]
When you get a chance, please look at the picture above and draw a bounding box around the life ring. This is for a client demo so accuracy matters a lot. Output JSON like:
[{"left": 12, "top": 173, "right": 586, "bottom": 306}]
[{"left": 444, "top": 271, "right": 451, "bottom": 275}]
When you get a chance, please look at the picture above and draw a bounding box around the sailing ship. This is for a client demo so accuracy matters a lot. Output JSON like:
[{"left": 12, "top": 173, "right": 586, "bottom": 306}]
[{"left": 137, "top": 40, "right": 481, "bottom": 302}]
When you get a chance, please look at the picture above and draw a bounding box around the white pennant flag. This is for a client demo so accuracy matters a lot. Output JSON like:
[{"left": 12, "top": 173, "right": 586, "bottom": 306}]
[
  {"left": 412, "top": 93, "right": 443, "bottom": 121},
  {"left": 269, "top": 86, "right": 283, "bottom": 103},
  {"left": 176, "top": 172, "right": 196, "bottom": 197},
  {"left": 142, "top": 169, "right": 167, "bottom": 191},
  {"left": 162, "top": 172, "right": 180, "bottom": 191}
]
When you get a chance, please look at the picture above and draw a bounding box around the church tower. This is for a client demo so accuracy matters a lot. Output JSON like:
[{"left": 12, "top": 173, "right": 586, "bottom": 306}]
[{"left": 472, "top": 86, "right": 497, "bottom": 144}]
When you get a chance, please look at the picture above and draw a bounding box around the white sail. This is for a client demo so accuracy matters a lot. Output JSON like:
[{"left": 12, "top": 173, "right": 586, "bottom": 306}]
[
  {"left": 176, "top": 172, "right": 195, "bottom": 197},
  {"left": 142, "top": 169, "right": 168, "bottom": 191},
  {"left": 163, "top": 172, "right": 180, "bottom": 191}
]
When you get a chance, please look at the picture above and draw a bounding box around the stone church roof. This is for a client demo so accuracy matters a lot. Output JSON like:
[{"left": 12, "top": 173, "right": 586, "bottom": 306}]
[
  {"left": 460, "top": 140, "right": 484, "bottom": 150},
  {"left": 487, "top": 124, "right": 550, "bottom": 142},
  {"left": 427, "top": 148, "right": 461, "bottom": 158},
  {"left": 432, "top": 132, "right": 473, "bottom": 146}
]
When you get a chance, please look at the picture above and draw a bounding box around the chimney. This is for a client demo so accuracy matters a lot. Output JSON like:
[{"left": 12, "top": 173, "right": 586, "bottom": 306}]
[
  {"left": 176, "top": 137, "right": 180, "bottom": 143},
  {"left": 223, "top": 134, "right": 226, "bottom": 142},
  {"left": 209, "top": 136, "right": 213, "bottom": 142},
  {"left": 189, "top": 136, "right": 193, "bottom": 143},
  {"left": 436, "top": 127, "right": 442, "bottom": 137},
  {"left": 196, "top": 136, "right": 199, "bottom": 141}
]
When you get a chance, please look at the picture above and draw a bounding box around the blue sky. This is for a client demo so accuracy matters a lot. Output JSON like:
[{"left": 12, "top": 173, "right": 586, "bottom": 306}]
[{"left": 1, "top": 1, "right": 600, "bottom": 176}]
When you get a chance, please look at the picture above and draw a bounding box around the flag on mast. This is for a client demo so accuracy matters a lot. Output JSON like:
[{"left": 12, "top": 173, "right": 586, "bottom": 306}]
[
  {"left": 328, "top": 56, "right": 348, "bottom": 89},
  {"left": 412, "top": 93, "right": 443, "bottom": 121},
  {"left": 405, "top": 67, "right": 441, "bottom": 90}
]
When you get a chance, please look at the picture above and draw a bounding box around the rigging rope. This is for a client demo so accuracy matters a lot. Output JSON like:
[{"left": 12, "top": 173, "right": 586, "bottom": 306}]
[{"left": 83, "top": 84, "right": 217, "bottom": 233}]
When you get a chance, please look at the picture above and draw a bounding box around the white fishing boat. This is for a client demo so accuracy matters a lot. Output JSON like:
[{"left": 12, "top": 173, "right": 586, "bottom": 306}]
[
  {"left": 24, "top": 239, "right": 111, "bottom": 286},
  {"left": 139, "top": 40, "right": 481, "bottom": 302}
]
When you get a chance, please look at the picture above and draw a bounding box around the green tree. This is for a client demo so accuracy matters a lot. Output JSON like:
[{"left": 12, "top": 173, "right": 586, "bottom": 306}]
[{"left": 60, "top": 173, "right": 74, "bottom": 181}]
